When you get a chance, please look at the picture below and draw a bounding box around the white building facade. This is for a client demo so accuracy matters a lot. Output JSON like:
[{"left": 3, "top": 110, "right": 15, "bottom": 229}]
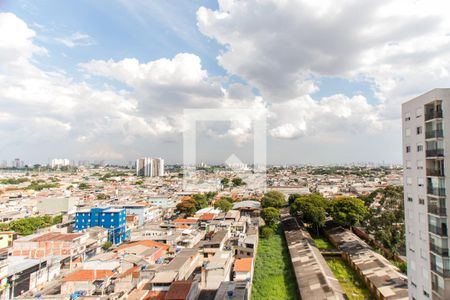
[
  {"left": 136, "top": 157, "right": 164, "bottom": 177},
  {"left": 403, "top": 88, "right": 450, "bottom": 300}
]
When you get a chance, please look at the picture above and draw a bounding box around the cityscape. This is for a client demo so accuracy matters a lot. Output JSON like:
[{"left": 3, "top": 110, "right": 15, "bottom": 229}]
[{"left": 1, "top": 1, "right": 449, "bottom": 300}]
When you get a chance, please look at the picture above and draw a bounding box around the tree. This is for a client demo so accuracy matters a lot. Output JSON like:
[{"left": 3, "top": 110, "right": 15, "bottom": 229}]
[
  {"left": 261, "top": 191, "right": 286, "bottom": 208},
  {"left": 290, "top": 193, "right": 328, "bottom": 212},
  {"left": 204, "top": 192, "right": 218, "bottom": 202},
  {"left": 78, "top": 182, "right": 90, "bottom": 190},
  {"left": 96, "top": 193, "right": 108, "bottom": 200},
  {"left": 176, "top": 199, "right": 197, "bottom": 216},
  {"left": 288, "top": 193, "right": 301, "bottom": 205},
  {"left": 102, "top": 241, "right": 113, "bottom": 251},
  {"left": 291, "top": 198, "right": 326, "bottom": 234},
  {"left": 214, "top": 198, "right": 233, "bottom": 212},
  {"left": 232, "top": 177, "right": 246, "bottom": 186},
  {"left": 134, "top": 179, "right": 144, "bottom": 185},
  {"left": 261, "top": 207, "right": 280, "bottom": 228},
  {"left": 260, "top": 226, "right": 274, "bottom": 239},
  {"left": 329, "top": 197, "right": 368, "bottom": 228},
  {"left": 192, "top": 194, "right": 208, "bottom": 210},
  {"left": 221, "top": 178, "right": 230, "bottom": 187}
]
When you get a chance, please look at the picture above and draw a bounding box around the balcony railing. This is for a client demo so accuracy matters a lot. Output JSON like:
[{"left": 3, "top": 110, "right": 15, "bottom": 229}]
[
  {"left": 430, "top": 242, "right": 449, "bottom": 256},
  {"left": 426, "top": 149, "right": 445, "bottom": 157},
  {"left": 431, "top": 263, "right": 450, "bottom": 277},
  {"left": 426, "top": 130, "right": 444, "bottom": 139},
  {"left": 429, "top": 205, "right": 447, "bottom": 216},
  {"left": 426, "top": 110, "right": 443, "bottom": 121},
  {"left": 429, "top": 224, "right": 448, "bottom": 237},
  {"left": 428, "top": 187, "right": 446, "bottom": 197},
  {"left": 427, "top": 169, "right": 445, "bottom": 177},
  {"left": 432, "top": 281, "right": 445, "bottom": 297}
]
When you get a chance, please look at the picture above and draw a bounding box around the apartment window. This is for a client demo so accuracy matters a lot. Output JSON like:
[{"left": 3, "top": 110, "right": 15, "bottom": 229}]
[
  {"left": 417, "top": 144, "right": 423, "bottom": 152},
  {"left": 406, "top": 160, "right": 412, "bottom": 169},
  {"left": 418, "top": 177, "right": 424, "bottom": 187},
  {"left": 417, "top": 160, "right": 424, "bottom": 169},
  {"left": 406, "top": 146, "right": 411, "bottom": 153},
  {"left": 423, "top": 290, "right": 429, "bottom": 297},
  {"left": 417, "top": 126, "right": 423, "bottom": 134},
  {"left": 407, "top": 196, "right": 413, "bottom": 202},
  {"left": 405, "top": 128, "right": 411, "bottom": 136},
  {"left": 419, "top": 198, "right": 425, "bottom": 205},
  {"left": 416, "top": 108, "right": 422, "bottom": 118},
  {"left": 406, "top": 177, "right": 412, "bottom": 185},
  {"left": 405, "top": 113, "right": 411, "bottom": 121}
]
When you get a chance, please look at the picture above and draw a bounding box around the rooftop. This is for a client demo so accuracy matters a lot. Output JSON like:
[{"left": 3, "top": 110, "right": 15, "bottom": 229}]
[{"left": 63, "top": 269, "right": 114, "bottom": 282}]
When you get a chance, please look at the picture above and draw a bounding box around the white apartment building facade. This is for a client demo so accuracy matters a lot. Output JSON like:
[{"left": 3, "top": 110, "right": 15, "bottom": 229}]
[
  {"left": 403, "top": 88, "right": 450, "bottom": 300},
  {"left": 51, "top": 158, "right": 70, "bottom": 168},
  {"left": 136, "top": 157, "right": 164, "bottom": 177}
]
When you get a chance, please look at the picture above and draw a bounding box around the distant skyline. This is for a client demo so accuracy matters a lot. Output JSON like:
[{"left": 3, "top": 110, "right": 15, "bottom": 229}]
[{"left": 1, "top": 0, "right": 450, "bottom": 164}]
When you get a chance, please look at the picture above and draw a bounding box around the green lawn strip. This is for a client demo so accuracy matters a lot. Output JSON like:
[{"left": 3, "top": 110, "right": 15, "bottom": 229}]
[
  {"left": 252, "top": 231, "right": 299, "bottom": 300},
  {"left": 326, "top": 259, "right": 374, "bottom": 300},
  {"left": 312, "top": 236, "right": 334, "bottom": 250}
]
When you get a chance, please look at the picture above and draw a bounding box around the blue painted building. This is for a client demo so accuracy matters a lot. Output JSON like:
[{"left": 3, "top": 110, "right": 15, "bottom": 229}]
[{"left": 75, "top": 207, "right": 126, "bottom": 244}]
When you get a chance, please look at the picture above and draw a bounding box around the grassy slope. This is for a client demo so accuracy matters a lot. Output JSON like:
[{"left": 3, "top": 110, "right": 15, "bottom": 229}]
[
  {"left": 326, "top": 259, "right": 373, "bottom": 300},
  {"left": 252, "top": 231, "right": 299, "bottom": 300}
]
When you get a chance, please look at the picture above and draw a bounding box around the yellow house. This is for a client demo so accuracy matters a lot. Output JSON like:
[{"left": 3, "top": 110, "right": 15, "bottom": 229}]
[{"left": 0, "top": 232, "right": 15, "bottom": 249}]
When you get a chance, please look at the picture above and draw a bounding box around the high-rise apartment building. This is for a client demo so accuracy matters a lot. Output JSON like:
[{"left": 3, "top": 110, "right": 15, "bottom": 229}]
[
  {"left": 50, "top": 158, "right": 70, "bottom": 168},
  {"left": 136, "top": 157, "right": 164, "bottom": 177},
  {"left": 403, "top": 88, "right": 450, "bottom": 300}
]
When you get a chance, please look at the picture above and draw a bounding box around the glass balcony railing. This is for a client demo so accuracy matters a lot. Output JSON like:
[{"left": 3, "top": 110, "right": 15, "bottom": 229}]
[
  {"left": 432, "top": 281, "right": 445, "bottom": 297},
  {"left": 426, "top": 130, "right": 444, "bottom": 139},
  {"left": 428, "top": 187, "right": 446, "bottom": 197},
  {"left": 430, "top": 242, "right": 449, "bottom": 256},
  {"left": 429, "top": 205, "right": 447, "bottom": 216},
  {"left": 427, "top": 168, "right": 445, "bottom": 177},
  {"left": 431, "top": 263, "right": 450, "bottom": 277},
  {"left": 429, "top": 224, "right": 448, "bottom": 236},
  {"left": 426, "top": 149, "right": 445, "bottom": 157},
  {"left": 426, "top": 110, "right": 443, "bottom": 121}
]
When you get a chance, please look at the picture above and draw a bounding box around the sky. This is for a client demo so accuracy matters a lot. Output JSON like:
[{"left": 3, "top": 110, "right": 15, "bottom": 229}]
[{"left": 1, "top": 0, "right": 450, "bottom": 165}]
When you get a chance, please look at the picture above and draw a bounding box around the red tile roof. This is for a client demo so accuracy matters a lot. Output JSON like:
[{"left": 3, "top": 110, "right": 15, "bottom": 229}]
[
  {"left": 31, "top": 232, "right": 84, "bottom": 242},
  {"left": 165, "top": 280, "right": 193, "bottom": 300},
  {"left": 144, "top": 291, "right": 167, "bottom": 300},
  {"left": 114, "top": 240, "right": 169, "bottom": 252},
  {"left": 173, "top": 218, "right": 197, "bottom": 224},
  {"left": 234, "top": 258, "right": 253, "bottom": 272},
  {"left": 63, "top": 269, "right": 113, "bottom": 282},
  {"left": 199, "top": 213, "right": 215, "bottom": 221}
]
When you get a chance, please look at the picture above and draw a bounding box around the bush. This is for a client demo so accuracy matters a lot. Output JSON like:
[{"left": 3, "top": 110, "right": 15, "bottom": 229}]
[
  {"left": 102, "top": 241, "right": 113, "bottom": 251},
  {"left": 260, "top": 226, "right": 274, "bottom": 238}
]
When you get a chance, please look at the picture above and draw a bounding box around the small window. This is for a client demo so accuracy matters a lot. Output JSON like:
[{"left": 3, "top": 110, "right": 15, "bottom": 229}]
[
  {"left": 408, "top": 197, "right": 413, "bottom": 202},
  {"left": 405, "top": 113, "right": 411, "bottom": 121},
  {"left": 406, "top": 160, "right": 412, "bottom": 169},
  {"left": 406, "top": 177, "right": 412, "bottom": 185},
  {"left": 417, "top": 144, "right": 423, "bottom": 152},
  {"left": 419, "top": 198, "right": 424, "bottom": 205},
  {"left": 417, "top": 126, "right": 423, "bottom": 135},
  {"left": 417, "top": 160, "right": 424, "bottom": 169},
  {"left": 418, "top": 178, "right": 424, "bottom": 187},
  {"left": 406, "top": 146, "right": 411, "bottom": 153},
  {"left": 416, "top": 108, "right": 422, "bottom": 118},
  {"left": 405, "top": 128, "right": 411, "bottom": 136}
]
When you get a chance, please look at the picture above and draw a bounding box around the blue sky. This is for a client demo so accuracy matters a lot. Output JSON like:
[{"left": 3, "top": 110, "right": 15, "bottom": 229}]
[{"left": 1, "top": 0, "right": 449, "bottom": 164}]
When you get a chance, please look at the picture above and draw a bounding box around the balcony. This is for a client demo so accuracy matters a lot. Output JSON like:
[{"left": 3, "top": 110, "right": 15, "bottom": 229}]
[
  {"left": 429, "top": 224, "right": 448, "bottom": 237},
  {"left": 426, "top": 130, "right": 444, "bottom": 139},
  {"left": 431, "top": 263, "right": 450, "bottom": 277},
  {"left": 428, "top": 187, "right": 446, "bottom": 197},
  {"left": 430, "top": 242, "right": 449, "bottom": 256},
  {"left": 427, "top": 168, "right": 445, "bottom": 177},
  {"left": 432, "top": 281, "right": 445, "bottom": 298},
  {"left": 427, "top": 149, "right": 445, "bottom": 158},
  {"left": 426, "top": 110, "right": 443, "bottom": 121},
  {"left": 429, "top": 205, "right": 447, "bottom": 216}
]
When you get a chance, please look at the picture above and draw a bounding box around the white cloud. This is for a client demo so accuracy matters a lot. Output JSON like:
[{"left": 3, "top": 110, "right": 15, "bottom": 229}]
[
  {"left": 56, "top": 31, "right": 95, "bottom": 48},
  {"left": 197, "top": 0, "right": 450, "bottom": 110}
]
